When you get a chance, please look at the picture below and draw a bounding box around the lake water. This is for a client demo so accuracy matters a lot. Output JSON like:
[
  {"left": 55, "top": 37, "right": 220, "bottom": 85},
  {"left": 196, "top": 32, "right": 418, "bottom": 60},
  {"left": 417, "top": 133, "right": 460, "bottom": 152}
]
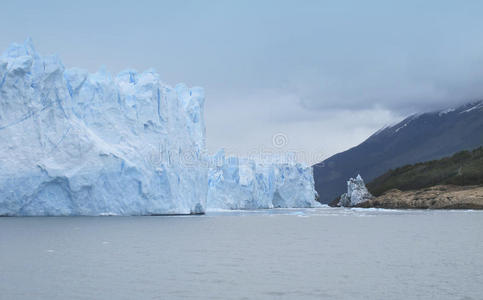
[{"left": 1, "top": 207, "right": 482, "bottom": 299}]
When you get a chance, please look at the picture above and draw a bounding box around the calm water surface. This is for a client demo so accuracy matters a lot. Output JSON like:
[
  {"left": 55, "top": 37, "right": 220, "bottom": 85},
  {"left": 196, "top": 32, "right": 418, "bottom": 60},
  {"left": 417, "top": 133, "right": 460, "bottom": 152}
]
[{"left": 1, "top": 207, "right": 482, "bottom": 299}]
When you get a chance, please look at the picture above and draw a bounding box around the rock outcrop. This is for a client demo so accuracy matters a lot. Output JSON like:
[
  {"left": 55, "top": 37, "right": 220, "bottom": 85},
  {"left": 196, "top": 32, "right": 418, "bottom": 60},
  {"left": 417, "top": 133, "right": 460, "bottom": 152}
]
[{"left": 356, "top": 185, "right": 483, "bottom": 209}]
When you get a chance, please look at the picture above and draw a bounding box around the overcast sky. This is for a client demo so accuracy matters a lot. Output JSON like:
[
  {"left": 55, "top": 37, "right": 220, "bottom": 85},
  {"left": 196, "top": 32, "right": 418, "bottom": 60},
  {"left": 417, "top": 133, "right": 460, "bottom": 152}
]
[{"left": 2, "top": 0, "right": 483, "bottom": 164}]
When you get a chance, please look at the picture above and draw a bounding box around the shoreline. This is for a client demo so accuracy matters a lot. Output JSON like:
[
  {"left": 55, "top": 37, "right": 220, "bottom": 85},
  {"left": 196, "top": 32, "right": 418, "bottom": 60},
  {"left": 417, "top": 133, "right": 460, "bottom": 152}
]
[{"left": 355, "top": 185, "right": 483, "bottom": 210}]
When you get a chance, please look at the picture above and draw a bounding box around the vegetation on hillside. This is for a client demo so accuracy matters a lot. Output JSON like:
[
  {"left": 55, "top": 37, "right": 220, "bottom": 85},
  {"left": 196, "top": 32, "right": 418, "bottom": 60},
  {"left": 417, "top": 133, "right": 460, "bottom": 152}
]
[{"left": 366, "top": 147, "right": 483, "bottom": 196}]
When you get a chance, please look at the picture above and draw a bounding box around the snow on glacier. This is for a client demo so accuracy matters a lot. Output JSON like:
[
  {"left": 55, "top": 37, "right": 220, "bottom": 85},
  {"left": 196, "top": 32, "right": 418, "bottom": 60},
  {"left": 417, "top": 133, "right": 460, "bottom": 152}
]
[
  {"left": 207, "top": 150, "right": 319, "bottom": 210},
  {"left": 0, "top": 39, "right": 319, "bottom": 216}
]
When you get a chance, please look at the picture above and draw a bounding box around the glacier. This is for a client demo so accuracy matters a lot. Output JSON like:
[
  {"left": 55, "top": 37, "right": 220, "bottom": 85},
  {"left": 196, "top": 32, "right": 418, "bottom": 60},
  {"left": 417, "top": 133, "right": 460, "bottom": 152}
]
[
  {"left": 0, "top": 39, "right": 208, "bottom": 216},
  {"left": 0, "top": 39, "right": 318, "bottom": 216},
  {"left": 207, "top": 150, "right": 319, "bottom": 210}
]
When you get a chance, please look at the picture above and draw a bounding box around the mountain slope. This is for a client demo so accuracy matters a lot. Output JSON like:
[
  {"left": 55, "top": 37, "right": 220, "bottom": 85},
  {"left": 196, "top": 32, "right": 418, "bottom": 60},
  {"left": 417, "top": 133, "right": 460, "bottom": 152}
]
[
  {"left": 313, "top": 101, "right": 483, "bottom": 203},
  {"left": 366, "top": 147, "right": 483, "bottom": 196}
]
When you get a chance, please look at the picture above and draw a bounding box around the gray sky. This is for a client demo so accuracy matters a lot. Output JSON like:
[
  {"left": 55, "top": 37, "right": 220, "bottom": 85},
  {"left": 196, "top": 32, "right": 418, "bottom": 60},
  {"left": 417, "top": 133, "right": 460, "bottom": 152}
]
[{"left": 2, "top": 0, "right": 483, "bottom": 164}]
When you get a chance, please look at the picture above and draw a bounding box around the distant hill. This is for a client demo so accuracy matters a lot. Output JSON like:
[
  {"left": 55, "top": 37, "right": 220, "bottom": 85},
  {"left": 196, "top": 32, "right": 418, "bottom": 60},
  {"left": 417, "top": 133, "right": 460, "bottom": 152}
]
[
  {"left": 366, "top": 147, "right": 483, "bottom": 196},
  {"left": 313, "top": 100, "right": 483, "bottom": 204}
]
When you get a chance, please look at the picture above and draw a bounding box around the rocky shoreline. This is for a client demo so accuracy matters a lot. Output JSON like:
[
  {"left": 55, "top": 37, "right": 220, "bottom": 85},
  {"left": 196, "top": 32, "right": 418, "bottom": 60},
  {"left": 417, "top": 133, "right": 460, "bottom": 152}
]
[{"left": 356, "top": 185, "right": 483, "bottom": 209}]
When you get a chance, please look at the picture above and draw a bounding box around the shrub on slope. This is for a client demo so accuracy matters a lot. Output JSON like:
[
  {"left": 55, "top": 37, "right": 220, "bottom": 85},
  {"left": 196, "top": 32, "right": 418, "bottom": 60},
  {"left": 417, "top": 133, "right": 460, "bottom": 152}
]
[{"left": 367, "top": 147, "right": 483, "bottom": 196}]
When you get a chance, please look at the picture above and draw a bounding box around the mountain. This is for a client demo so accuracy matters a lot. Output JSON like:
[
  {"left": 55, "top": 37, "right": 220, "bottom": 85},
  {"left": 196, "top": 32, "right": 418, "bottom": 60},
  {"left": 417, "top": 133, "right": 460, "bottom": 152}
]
[{"left": 313, "top": 100, "right": 483, "bottom": 204}]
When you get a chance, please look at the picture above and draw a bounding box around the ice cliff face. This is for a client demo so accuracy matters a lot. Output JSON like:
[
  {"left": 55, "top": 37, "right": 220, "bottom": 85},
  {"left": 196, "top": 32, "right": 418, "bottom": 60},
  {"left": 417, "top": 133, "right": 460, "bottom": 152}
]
[
  {"left": 338, "top": 175, "right": 373, "bottom": 207},
  {"left": 0, "top": 39, "right": 318, "bottom": 216},
  {"left": 0, "top": 39, "right": 207, "bottom": 216},
  {"left": 207, "top": 150, "right": 319, "bottom": 210}
]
